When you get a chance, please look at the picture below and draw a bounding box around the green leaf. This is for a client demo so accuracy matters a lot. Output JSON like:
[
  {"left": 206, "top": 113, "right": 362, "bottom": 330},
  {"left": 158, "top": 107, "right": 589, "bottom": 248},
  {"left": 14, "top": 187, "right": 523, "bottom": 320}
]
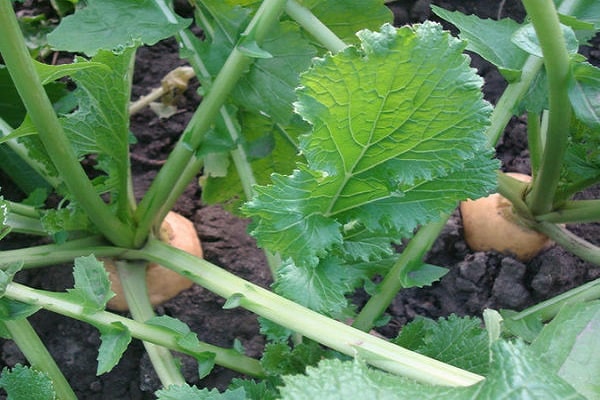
[
  {"left": 244, "top": 22, "right": 497, "bottom": 269},
  {"left": 500, "top": 309, "right": 544, "bottom": 343},
  {"left": 393, "top": 315, "right": 489, "bottom": 375},
  {"left": 0, "top": 262, "right": 22, "bottom": 296},
  {"left": 197, "top": 352, "right": 216, "bottom": 380},
  {"left": 47, "top": 0, "right": 191, "bottom": 56},
  {"left": 155, "top": 385, "right": 246, "bottom": 400},
  {"left": 296, "top": 0, "right": 393, "bottom": 45},
  {"left": 0, "top": 364, "right": 55, "bottom": 400},
  {"left": 228, "top": 378, "right": 279, "bottom": 400},
  {"left": 96, "top": 322, "right": 132, "bottom": 375},
  {"left": 569, "top": 61, "right": 600, "bottom": 129},
  {"left": 512, "top": 23, "right": 579, "bottom": 58},
  {"left": 68, "top": 255, "right": 114, "bottom": 312},
  {"left": 0, "top": 298, "right": 41, "bottom": 322},
  {"left": 201, "top": 112, "right": 304, "bottom": 214},
  {"left": 431, "top": 6, "right": 528, "bottom": 82},
  {"left": 145, "top": 315, "right": 208, "bottom": 358},
  {"left": 280, "top": 341, "right": 584, "bottom": 400},
  {"left": 554, "top": 0, "right": 600, "bottom": 29},
  {"left": 401, "top": 263, "right": 448, "bottom": 288},
  {"left": 530, "top": 300, "right": 600, "bottom": 399},
  {"left": 261, "top": 341, "right": 334, "bottom": 376}
]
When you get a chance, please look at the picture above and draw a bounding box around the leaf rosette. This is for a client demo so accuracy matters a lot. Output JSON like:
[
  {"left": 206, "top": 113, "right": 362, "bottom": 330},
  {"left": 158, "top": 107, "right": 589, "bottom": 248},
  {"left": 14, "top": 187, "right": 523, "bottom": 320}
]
[{"left": 244, "top": 22, "right": 498, "bottom": 313}]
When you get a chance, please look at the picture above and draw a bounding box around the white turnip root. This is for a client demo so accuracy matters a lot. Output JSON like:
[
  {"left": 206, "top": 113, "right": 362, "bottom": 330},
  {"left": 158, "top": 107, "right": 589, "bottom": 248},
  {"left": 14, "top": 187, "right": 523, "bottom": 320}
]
[
  {"left": 104, "top": 211, "right": 203, "bottom": 311},
  {"left": 460, "top": 172, "right": 552, "bottom": 262}
]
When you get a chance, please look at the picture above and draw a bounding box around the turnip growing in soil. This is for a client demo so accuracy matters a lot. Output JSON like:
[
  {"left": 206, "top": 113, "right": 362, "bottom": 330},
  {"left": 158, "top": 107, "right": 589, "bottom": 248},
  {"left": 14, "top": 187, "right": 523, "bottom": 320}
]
[{"left": 0, "top": 0, "right": 599, "bottom": 399}]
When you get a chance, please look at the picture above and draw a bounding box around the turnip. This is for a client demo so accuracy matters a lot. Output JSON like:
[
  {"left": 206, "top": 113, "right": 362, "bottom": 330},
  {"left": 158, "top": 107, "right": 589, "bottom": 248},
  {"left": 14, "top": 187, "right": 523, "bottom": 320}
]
[
  {"left": 460, "top": 173, "right": 552, "bottom": 262},
  {"left": 103, "top": 211, "right": 203, "bottom": 311}
]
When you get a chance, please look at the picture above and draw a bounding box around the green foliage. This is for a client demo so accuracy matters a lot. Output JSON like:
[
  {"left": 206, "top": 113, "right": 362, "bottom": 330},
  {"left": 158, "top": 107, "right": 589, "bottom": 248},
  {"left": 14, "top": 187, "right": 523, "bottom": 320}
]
[
  {"left": 96, "top": 322, "right": 132, "bottom": 375},
  {"left": 261, "top": 341, "right": 333, "bottom": 376},
  {"left": 530, "top": 300, "right": 600, "bottom": 399},
  {"left": 279, "top": 341, "right": 584, "bottom": 400},
  {"left": 0, "top": 364, "right": 55, "bottom": 400},
  {"left": 155, "top": 385, "right": 246, "bottom": 400},
  {"left": 244, "top": 22, "right": 497, "bottom": 315},
  {"left": 67, "top": 255, "right": 114, "bottom": 312},
  {"left": 393, "top": 315, "right": 489, "bottom": 375},
  {"left": 47, "top": 0, "right": 191, "bottom": 56}
]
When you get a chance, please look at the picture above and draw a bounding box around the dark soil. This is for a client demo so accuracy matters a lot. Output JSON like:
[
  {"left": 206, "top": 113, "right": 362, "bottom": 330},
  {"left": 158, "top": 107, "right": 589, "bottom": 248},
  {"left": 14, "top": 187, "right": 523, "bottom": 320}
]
[{"left": 2, "top": 1, "right": 600, "bottom": 399}]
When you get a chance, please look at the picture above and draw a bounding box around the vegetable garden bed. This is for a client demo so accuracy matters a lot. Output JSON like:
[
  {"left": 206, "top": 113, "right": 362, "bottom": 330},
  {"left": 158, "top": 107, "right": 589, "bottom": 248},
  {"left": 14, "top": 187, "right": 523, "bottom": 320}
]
[{"left": 1, "top": 0, "right": 599, "bottom": 398}]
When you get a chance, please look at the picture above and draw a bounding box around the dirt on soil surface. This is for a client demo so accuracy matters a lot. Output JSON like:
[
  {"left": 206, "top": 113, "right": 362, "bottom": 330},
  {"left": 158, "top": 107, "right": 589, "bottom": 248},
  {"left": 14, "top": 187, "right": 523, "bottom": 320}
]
[{"left": 1, "top": 1, "right": 600, "bottom": 399}]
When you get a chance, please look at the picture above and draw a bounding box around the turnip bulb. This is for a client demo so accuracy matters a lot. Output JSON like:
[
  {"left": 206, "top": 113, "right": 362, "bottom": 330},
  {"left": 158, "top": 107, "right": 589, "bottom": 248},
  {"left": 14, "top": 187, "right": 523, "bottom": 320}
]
[
  {"left": 103, "top": 211, "right": 203, "bottom": 311},
  {"left": 460, "top": 173, "right": 552, "bottom": 262}
]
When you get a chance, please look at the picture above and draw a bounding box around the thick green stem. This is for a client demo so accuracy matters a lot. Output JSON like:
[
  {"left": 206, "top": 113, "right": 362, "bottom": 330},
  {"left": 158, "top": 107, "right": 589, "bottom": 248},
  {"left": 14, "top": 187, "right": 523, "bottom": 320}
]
[
  {"left": 138, "top": 238, "right": 483, "bottom": 386},
  {"left": 285, "top": 0, "right": 347, "bottom": 53},
  {"left": 134, "top": 0, "right": 287, "bottom": 247},
  {"left": 0, "top": 3, "right": 134, "bottom": 248},
  {"left": 4, "top": 282, "right": 265, "bottom": 378},
  {"left": 352, "top": 217, "right": 449, "bottom": 332},
  {"left": 2, "top": 319, "right": 77, "bottom": 400},
  {"left": 116, "top": 261, "right": 186, "bottom": 387},
  {"left": 521, "top": 0, "right": 572, "bottom": 214},
  {"left": 536, "top": 200, "right": 600, "bottom": 224}
]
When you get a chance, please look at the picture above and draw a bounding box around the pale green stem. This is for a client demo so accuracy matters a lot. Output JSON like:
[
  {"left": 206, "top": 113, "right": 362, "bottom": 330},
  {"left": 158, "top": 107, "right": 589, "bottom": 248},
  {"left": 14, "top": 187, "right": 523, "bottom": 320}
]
[
  {"left": 2, "top": 319, "right": 77, "bottom": 400},
  {"left": 138, "top": 238, "right": 484, "bottom": 386},
  {"left": 116, "top": 261, "right": 186, "bottom": 387},
  {"left": 521, "top": 0, "right": 572, "bottom": 214},
  {"left": 134, "top": 0, "right": 288, "bottom": 247},
  {"left": 352, "top": 216, "right": 449, "bottom": 332},
  {"left": 4, "top": 282, "right": 265, "bottom": 378},
  {"left": 506, "top": 276, "right": 600, "bottom": 322},
  {"left": 285, "top": 0, "right": 347, "bottom": 53}
]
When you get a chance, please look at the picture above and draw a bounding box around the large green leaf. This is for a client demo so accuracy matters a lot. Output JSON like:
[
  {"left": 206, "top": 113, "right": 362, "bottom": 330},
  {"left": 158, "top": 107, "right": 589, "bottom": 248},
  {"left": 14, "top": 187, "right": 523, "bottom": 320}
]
[
  {"left": 0, "top": 364, "right": 55, "bottom": 400},
  {"left": 244, "top": 22, "right": 497, "bottom": 270},
  {"left": 47, "top": 0, "right": 191, "bottom": 56},
  {"left": 531, "top": 301, "right": 600, "bottom": 399},
  {"left": 279, "top": 341, "right": 584, "bottom": 400}
]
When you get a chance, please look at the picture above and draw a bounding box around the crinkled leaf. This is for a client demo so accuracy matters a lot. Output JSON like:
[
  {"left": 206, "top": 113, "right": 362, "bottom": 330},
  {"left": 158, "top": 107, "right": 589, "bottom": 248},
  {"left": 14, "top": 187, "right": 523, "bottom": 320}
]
[
  {"left": 0, "top": 364, "right": 55, "bottom": 400},
  {"left": 531, "top": 300, "right": 600, "bottom": 399},
  {"left": 244, "top": 22, "right": 496, "bottom": 270},
  {"left": 156, "top": 385, "right": 246, "bottom": 400},
  {"left": 97, "top": 322, "right": 131, "bottom": 375},
  {"left": 297, "top": 0, "right": 393, "bottom": 45},
  {"left": 393, "top": 315, "right": 489, "bottom": 375},
  {"left": 228, "top": 378, "right": 279, "bottom": 400},
  {"left": 568, "top": 61, "right": 600, "bottom": 129},
  {"left": 261, "top": 341, "right": 334, "bottom": 377},
  {"left": 431, "top": 6, "right": 528, "bottom": 82},
  {"left": 67, "top": 255, "right": 114, "bottom": 312},
  {"left": 47, "top": 0, "right": 191, "bottom": 56},
  {"left": 280, "top": 341, "right": 584, "bottom": 400}
]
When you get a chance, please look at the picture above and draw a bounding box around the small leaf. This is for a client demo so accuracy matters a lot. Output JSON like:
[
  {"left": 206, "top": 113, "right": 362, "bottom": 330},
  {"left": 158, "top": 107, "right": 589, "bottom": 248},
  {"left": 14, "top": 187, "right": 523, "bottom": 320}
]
[
  {"left": 223, "top": 293, "right": 245, "bottom": 309},
  {"left": 0, "top": 262, "right": 22, "bottom": 297},
  {"left": 0, "top": 364, "right": 55, "bottom": 400},
  {"left": 512, "top": 23, "right": 579, "bottom": 58},
  {"left": 97, "top": 322, "right": 132, "bottom": 375},
  {"left": 146, "top": 315, "right": 191, "bottom": 336},
  {"left": 68, "top": 255, "right": 114, "bottom": 312},
  {"left": 196, "top": 352, "right": 216, "bottom": 380},
  {"left": 47, "top": 0, "right": 191, "bottom": 56},
  {"left": 500, "top": 309, "right": 545, "bottom": 343},
  {"left": 401, "top": 263, "right": 448, "bottom": 288},
  {"left": 568, "top": 61, "right": 600, "bottom": 128},
  {"left": 0, "top": 298, "right": 41, "bottom": 322}
]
